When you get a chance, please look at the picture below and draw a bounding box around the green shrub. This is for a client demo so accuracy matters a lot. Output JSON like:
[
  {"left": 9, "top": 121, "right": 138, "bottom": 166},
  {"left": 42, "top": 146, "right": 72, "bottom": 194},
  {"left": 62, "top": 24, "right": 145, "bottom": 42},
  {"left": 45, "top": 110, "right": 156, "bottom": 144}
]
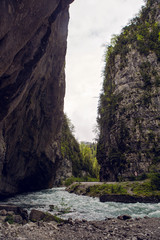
[
  {"left": 88, "top": 183, "right": 127, "bottom": 195},
  {"left": 132, "top": 181, "right": 153, "bottom": 196},
  {"left": 43, "top": 213, "right": 64, "bottom": 223},
  {"left": 64, "top": 176, "right": 99, "bottom": 187},
  {"left": 150, "top": 173, "right": 160, "bottom": 190},
  {"left": 61, "top": 114, "right": 83, "bottom": 177},
  {"left": 61, "top": 115, "right": 100, "bottom": 179},
  {"left": 5, "top": 215, "right": 14, "bottom": 224},
  {"left": 64, "top": 177, "right": 76, "bottom": 187}
]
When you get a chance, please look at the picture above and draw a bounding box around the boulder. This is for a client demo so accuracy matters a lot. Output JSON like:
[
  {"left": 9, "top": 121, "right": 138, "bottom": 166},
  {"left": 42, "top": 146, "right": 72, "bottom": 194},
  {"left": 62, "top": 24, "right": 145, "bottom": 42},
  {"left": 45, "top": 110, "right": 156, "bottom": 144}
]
[
  {"left": 29, "top": 209, "right": 45, "bottom": 222},
  {"left": 117, "top": 215, "right": 132, "bottom": 220}
]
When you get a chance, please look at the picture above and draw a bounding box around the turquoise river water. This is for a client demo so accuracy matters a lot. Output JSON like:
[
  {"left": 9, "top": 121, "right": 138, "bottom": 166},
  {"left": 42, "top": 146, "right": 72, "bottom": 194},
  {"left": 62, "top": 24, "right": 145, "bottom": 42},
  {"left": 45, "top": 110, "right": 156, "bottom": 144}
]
[{"left": 0, "top": 187, "right": 160, "bottom": 220}]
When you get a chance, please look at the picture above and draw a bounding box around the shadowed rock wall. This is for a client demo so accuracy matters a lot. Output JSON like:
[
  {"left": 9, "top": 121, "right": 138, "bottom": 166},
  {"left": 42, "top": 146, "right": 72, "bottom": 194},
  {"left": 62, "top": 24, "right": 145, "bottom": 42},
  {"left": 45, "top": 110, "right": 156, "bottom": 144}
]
[{"left": 0, "top": 0, "right": 73, "bottom": 197}]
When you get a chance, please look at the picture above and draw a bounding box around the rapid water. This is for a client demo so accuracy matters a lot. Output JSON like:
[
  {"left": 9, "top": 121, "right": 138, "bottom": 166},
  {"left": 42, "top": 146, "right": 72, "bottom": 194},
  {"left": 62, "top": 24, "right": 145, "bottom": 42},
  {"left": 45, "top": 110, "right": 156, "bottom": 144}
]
[{"left": 0, "top": 187, "right": 160, "bottom": 221}]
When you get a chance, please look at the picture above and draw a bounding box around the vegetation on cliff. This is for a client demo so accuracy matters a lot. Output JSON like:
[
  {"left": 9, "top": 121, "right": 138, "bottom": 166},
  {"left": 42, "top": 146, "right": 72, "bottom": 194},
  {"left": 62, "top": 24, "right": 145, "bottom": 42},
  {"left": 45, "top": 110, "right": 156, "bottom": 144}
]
[
  {"left": 61, "top": 114, "right": 82, "bottom": 177},
  {"left": 61, "top": 114, "right": 100, "bottom": 179},
  {"left": 80, "top": 142, "right": 100, "bottom": 179},
  {"left": 97, "top": 0, "right": 160, "bottom": 181}
]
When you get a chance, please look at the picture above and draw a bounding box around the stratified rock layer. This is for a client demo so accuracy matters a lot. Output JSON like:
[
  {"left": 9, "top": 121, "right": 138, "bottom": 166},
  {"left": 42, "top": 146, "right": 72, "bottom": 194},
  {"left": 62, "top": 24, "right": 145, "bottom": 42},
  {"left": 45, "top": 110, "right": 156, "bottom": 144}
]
[
  {"left": 0, "top": 0, "right": 73, "bottom": 197},
  {"left": 97, "top": 0, "right": 160, "bottom": 181}
]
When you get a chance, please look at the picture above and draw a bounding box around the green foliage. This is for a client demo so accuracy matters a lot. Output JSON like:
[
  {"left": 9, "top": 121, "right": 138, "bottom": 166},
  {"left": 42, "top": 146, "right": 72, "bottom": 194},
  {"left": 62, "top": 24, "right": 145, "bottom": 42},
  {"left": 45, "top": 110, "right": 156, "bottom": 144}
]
[
  {"left": 88, "top": 183, "right": 127, "bottom": 196},
  {"left": 64, "top": 177, "right": 76, "bottom": 186},
  {"left": 5, "top": 215, "right": 14, "bottom": 224},
  {"left": 64, "top": 176, "right": 99, "bottom": 187},
  {"left": 67, "top": 178, "right": 160, "bottom": 198},
  {"left": 61, "top": 114, "right": 83, "bottom": 177},
  {"left": 49, "top": 200, "right": 71, "bottom": 215},
  {"left": 51, "top": 215, "right": 64, "bottom": 223},
  {"left": 130, "top": 181, "right": 154, "bottom": 196},
  {"left": 61, "top": 115, "right": 100, "bottom": 179},
  {"left": 43, "top": 213, "right": 64, "bottom": 223},
  {"left": 136, "top": 21, "right": 160, "bottom": 58},
  {"left": 124, "top": 174, "right": 160, "bottom": 195},
  {"left": 108, "top": 149, "right": 126, "bottom": 169},
  {"left": 137, "top": 34, "right": 144, "bottom": 41},
  {"left": 100, "top": 1, "right": 160, "bottom": 75},
  {"left": 97, "top": 0, "right": 160, "bottom": 179},
  {"left": 96, "top": 139, "right": 106, "bottom": 166},
  {"left": 140, "top": 61, "right": 152, "bottom": 89},
  {"left": 68, "top": 183, "right": 80, "bottom": 192},
  {"left": 150, "top": 173, "right": 160, "bottom": 190},
  {"left": 80, "top": 143, "right": 100, "bottom": 179},
  {"left": 131, "top": 173, "right": 148, "bottom": 181},
  {"left": 105, "top": 34, "right": 119, "bottom": 64}
]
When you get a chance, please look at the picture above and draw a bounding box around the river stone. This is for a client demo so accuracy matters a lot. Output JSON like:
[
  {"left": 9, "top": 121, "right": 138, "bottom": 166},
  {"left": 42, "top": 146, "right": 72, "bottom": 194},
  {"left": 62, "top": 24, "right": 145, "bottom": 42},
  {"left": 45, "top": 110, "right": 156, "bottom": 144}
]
[
  {"left": 13, "top": 215, "right": 23, "bottom": 224},
  {"left": 117, "top": 215, "right": 132, "bottom": 220},
  {"left": 0, "top": 209, "right": 7, "bottom": 216},
  {"left": 29, "top": 209, "right": 45, "bottom": 222},
  {"left": 0, "top": 205, "right": 28, "bottom": 221},
  {"left": 7, "top": 211, "right": 14, "bottom": 216},
  {"left": 17, "top": 208, "right": 28, "bottom": 221}
]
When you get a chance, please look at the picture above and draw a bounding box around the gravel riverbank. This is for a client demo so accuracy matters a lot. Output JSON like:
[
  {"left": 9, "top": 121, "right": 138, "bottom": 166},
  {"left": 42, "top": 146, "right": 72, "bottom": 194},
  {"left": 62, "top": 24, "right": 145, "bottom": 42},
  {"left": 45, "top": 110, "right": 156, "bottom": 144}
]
[{"left": 1, "top": 216, "right": 160, "bottom": 240}]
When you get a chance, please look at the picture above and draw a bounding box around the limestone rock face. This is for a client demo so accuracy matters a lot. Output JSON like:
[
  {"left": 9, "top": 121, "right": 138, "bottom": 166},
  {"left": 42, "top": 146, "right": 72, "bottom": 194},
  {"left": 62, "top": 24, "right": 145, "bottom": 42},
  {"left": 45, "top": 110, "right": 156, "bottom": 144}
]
[
  {"left": 97, "top": 0, "right": 160, "bottom": 181},
  {"left": 0, "top": 0, "right": 73, "bottom": 197}
]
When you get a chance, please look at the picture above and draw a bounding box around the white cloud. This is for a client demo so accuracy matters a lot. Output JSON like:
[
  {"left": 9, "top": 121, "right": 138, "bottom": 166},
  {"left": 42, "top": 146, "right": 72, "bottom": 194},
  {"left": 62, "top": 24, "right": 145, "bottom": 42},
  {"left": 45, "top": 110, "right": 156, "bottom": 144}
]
[{"left": 65, "top": 0, "right": 145, "bottom": 142}]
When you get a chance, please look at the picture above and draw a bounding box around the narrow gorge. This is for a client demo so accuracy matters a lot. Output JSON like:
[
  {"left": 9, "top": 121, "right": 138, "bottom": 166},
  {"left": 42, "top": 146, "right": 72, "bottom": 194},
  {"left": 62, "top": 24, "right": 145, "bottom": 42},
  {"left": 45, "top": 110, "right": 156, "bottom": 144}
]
[{"left": 0, "top": 0, "right": 160, "bottom": 199}]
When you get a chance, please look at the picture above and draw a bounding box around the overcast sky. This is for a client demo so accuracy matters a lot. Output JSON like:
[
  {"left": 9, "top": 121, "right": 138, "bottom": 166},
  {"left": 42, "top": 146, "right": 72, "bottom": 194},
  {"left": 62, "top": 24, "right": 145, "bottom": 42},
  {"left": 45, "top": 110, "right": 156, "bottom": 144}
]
[{"left": 64, "top": 0, "right": 145, "bottom": 142}]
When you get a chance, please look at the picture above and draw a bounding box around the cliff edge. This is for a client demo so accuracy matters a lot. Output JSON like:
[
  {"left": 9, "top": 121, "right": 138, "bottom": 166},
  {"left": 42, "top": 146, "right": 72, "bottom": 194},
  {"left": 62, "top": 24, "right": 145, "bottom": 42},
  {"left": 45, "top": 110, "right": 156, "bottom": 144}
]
[{"left": 0, "top": 0, "right": 73, "bottom": 197}]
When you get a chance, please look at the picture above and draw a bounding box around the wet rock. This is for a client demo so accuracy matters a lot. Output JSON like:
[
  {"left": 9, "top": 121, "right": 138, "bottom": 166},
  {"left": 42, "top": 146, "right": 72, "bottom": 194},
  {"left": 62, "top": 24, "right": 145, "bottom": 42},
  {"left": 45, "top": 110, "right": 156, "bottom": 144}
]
[
  {"left": 117, "top": 215, "right": 132, "bottom": 220},
  {"left": 100, "top": 194, "right": 160, "bottom": 203},
  {"left": 49, "top": 205, "right": 55, "bottom": 211}
]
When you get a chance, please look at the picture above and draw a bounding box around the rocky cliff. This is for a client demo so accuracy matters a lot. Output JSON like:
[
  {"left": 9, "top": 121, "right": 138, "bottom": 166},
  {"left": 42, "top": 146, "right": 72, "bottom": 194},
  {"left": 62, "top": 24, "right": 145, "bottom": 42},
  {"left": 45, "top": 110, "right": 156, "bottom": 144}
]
[
  {"left": 0, "top": 0, "right": 74, "bottom": 197},
  {"left": 97, "top": 0, "right": 160, "bottom": 181},
  {"left": 59, "top": 114, "right": 82, "bottom": 181}
]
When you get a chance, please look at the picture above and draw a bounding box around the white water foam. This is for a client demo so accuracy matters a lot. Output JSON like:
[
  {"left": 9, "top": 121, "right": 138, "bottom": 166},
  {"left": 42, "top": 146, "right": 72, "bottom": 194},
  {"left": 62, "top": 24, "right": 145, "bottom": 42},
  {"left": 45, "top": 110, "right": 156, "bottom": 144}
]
[{"left": 0, "top": 187, "right": 160, "bottom": 220}]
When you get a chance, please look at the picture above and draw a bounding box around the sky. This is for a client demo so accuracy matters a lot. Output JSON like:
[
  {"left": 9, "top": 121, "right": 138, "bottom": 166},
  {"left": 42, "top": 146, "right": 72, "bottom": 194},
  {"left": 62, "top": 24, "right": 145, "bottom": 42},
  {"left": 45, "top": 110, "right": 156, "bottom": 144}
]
[{"left": 64, "top": 0, "right": 145, "bottom": 142}]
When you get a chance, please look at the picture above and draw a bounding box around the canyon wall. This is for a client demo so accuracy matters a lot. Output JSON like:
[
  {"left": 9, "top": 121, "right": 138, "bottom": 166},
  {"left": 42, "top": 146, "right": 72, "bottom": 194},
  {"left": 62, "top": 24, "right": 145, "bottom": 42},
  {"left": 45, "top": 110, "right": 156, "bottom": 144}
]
[
  {"left": 0, "top": 0, "right": 73, "bottom": 197},
  {"left": 97, "top": 0, "right": 160, "bottom": 181}
]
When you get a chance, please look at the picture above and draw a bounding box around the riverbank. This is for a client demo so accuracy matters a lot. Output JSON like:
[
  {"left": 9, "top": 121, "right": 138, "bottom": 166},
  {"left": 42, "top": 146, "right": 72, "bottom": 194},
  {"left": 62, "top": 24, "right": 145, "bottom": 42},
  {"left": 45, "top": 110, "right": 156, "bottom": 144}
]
[
  {"left": 66, "top": 181, "right": 160, "bottom": 203},
  {"left": 0, "top": 207, "right": 160, "bottom": 240},
  {"left": 1, "top": 216, "right": 160, "bottom": 239}
]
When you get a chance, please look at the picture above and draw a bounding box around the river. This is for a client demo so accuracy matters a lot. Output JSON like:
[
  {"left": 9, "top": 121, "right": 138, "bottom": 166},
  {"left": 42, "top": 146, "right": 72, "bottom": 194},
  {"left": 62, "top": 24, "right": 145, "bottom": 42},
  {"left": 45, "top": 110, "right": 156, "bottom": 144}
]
[{"left": 0, "top": 187, "right": 160, "bottom": 221}]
